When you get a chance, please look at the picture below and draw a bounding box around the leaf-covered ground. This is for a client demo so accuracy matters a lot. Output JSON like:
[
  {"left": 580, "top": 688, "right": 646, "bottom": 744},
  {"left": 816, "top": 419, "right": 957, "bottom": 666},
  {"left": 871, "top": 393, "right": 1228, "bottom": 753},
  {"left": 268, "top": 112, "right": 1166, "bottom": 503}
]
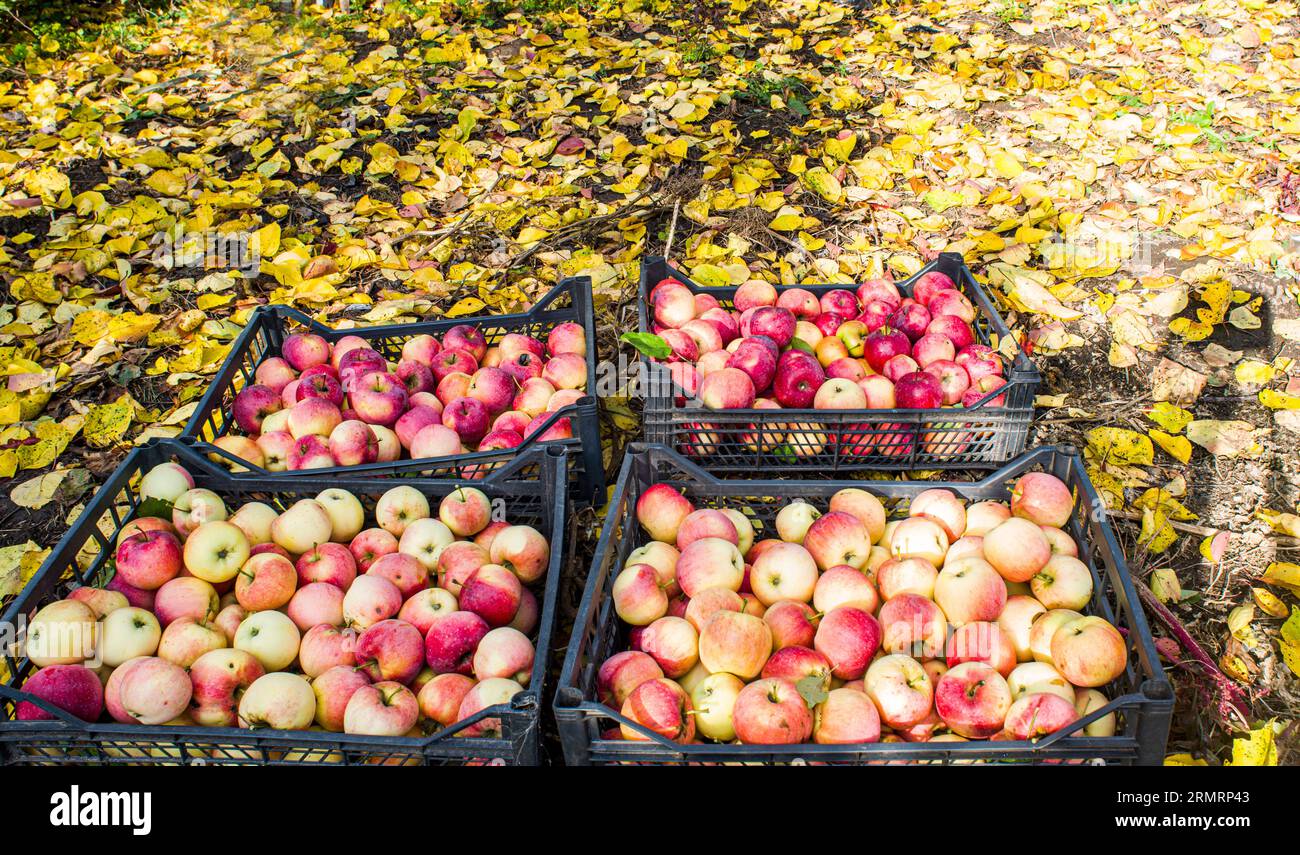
[{"left": 1, "top": 0, "right": 1298, "bottom": 764}]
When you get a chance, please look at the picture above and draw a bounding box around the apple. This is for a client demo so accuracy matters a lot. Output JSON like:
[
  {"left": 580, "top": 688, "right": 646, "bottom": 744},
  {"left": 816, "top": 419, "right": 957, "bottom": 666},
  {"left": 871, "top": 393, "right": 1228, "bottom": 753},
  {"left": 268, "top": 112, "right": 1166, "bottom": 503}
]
[
  {"left": 698, "top": 611, "right": 771, "bottom": 679},
  {"left": 863, "top": 653, "right": 933, "bottom": 728},
  {"left": 734, "top": 280, "right": 778, "bottom": 311},
  {"left": 732, "top": 678, "right": 812, "bottom": 745},
  {"left": 639, "top": 616, "right": 699, "bottom": 679},
  {"left": 1041, "top": 526, "right": 1078, "bottom": 557},
  {"left": 271, "top": 499, "right": 333, "bottom": 555},
  {"left": 286, "top": 582, "right": 345, "bottom": 631},
  {"left": 375, "top": 486, "right": 431, "bottom": 538},
  {"left": 350, "top": 528, "right": 399, "bottom": 573},
  {"left": 296, "top": 542, "right": 357, "bottom": 589},
  {"left": 459, "top": 563, "right": 522, "bottom": 627},
  {"left": 424, "top": 610, "right": 490, "bottom": 675},
  {"left": 115, "top": 657, "right": 192, "bottom": 725},
  {"left": 99, "top": 607, "right": 162, "bottom": 667},
  {"left": 773, "top": 500, "right": 820, "bottom": 545},
  {"left": 983, "top": 517, "right": 1052, "bottom": 583},
  {"left": 614, "top": 564, "right": 670, "bottom": 626},
  {"left": 890, "top": 516, "right": 950, "bottom": 567},
  {"left": 1003, "top": 692, "right": 1079, "bottom": 739},
  {"left": 214, "top": 603, "right": 247, "bottom": 641},
  {"left": 935, "top": 557, "right": 1007, "bottom": 626},
  {"left": 876, "top": 557, "right": 939, "bottom": 600},
  {"left": 676, "top": 538, "right": 745, "bottom": 598},
  {"left": 370, "top": 424, "right": 402, "bottom": 462},
  {"left": 172, "top": 488, "right": 227, "bottom": 537},
  {"left": 945, "top": 621, "right": 1016, "bottom": 677},
  {"left": 699, "top": 367, "right": 756, "bottom": 411},
  {"left": 1031, "top": 554, "right": 1094, "bottom": 610},
  {"left": 394, "top": 518, "right": 454, "bottom": 574},
  {"left": 803, "top": 512, "right": 871, "bottom": 572},
  {"left": 115, "top": 529, "right": 183, "bottom": 592},
  {"left": 761, "top": 645, "right": 833, "bottom": 693},
  {"left": 636, "top": 484, "right": 694, "bottom": 544},
  {"left": 235, "top": 553, "right": 297, "bottom": 612},
  {"left": 998, "top": 595, "right": 1048, "bottom": 662},
  {"left": 1075, "top": 687, "right": 1117, "bottom": 737},
  {"left": 472, "top": 626, "right": 534, "bottom": 684},
  {"left": 437, "top": 541, "right": 491, "bottom": 595},
  {"left": 65, "top": 586, "right": 126, "bottom": 620},
  {"left": 683, "top": 672, "right": 741, "bottom": 742},
  {"left": 339, "top": 574, "right": 401, "bottom": 629},
  {"left": 367, "top": 552, "right": 429, "bottom": 601},
  {"left": 298, "top": 625, "right": 359, "bottom": 677},
  {"left": 909, "top": 489, "right": 967, "bottom": 543},
  {"left": 812, "top": 565, "right": 879, "bottom": 615},
  {"left": 1028, "top": 608, "right": 1084, "bottom": 663},
  {"left": 233, "top": 609, "right": 301, "bottom": 672},
  {"left": 773, "top": 350, "right": 825, "bottom": 408},
  {"left": 282, "top": 332, "right": 330, "bottom": 371},
  {"left": 354, "top": 619, "right": 425, "bottom": 684},
  {"left": 350, "top": 371, "right": 408, "bottom": 427},
  {"left": 489, "top": 525, "right": 550, "bottom": 584},
  {"left": 153, "top": 577, "right": 219, "bottom": 626},
  {"left": 157, "top": 617, "right": 227, "bottom": 668},
  {"left": 750, "top": 542, "right": 818, "bottom": 605},
  {"left": 956, "top": 343, "right": 1003, "bottom": 385},
  {"left": 814, "top": 606, "right": 881, "bottom": 680},
  {"left": 183, "top": 647, "right": 265, "bottom": 728},
  {"left": 414, "top": 672, "right": 475, "bottom": 728},
  {"left": 933, "top": 661, "right": 1012, "bottom": 738},
  {"left": 763, "top": 601, "right": 819, "bottom": 650},
  {"left": 619, "top": 678, "right": 694, "bottom": 743},
  {"left": 13, "top": 663, "right": 101, "bottom": 723},
  {"left": 878, "top": 593, "right": 947, "bottom": 658},
  {"left": 1050, "top": 616, "right": 1128, "bottom": 687},
  {"left": 965, "top": 501, "right": 1011, "bottom": 537},
  {"left": 438, "top": 487, "right": 491, "bottom": 538},
  {"left": 1007, "top": 661, "right": 1075, "bottom": 703},
  {"left": 894, "top": 370, "right": 943, "bottom": 409},
  {"left": 862, "top": 328, "right": 910, "bottom": 373},
  {"left": 139, "top": 462, "right": 195, "bottom": 505},
  {"left": 330, "top": 335, "right": 368, "bottom": 369}
]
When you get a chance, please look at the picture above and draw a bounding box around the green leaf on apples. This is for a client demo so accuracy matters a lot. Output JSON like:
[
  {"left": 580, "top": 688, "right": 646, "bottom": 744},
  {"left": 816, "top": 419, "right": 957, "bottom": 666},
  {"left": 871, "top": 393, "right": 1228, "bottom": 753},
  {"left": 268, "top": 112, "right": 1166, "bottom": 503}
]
[
  {"left": 789, "top": 337, "right": 814, "bottom": 355},
  {"left": 796, "top": 676, "right": 828, "bottom": 708},
  {"left": 134, "top": 497, "right": 174, "bottom": 521},
  {"left": 620, "top": 332, "right": 672, "bottom": 360}
]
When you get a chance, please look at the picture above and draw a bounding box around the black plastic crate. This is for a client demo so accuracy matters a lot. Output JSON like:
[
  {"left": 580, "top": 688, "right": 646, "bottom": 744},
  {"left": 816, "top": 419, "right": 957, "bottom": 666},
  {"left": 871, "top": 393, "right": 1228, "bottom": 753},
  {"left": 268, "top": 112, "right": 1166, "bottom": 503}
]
[
  {"left": 184, "top": 276, "right": 604, "bottom": 505},
  {"left": 0, "top": 440, "right": 569, "bottom": 766},
  {"left": 555, "top": 443, "right": 1173, "bottom": 765},
  {"left": 637, "top": 254, "right": 1041, "bottom": 473}
]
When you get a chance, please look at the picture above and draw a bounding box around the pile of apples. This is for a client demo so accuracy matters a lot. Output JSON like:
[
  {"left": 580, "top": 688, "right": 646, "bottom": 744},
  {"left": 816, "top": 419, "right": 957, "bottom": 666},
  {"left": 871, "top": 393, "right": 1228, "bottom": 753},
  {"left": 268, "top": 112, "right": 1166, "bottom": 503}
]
[
  {"left": 600, "top": 470, "right": 1127, "bottom": 746},
  {"left": 648, "top": 271, "right": 1009, "bottom": 450},
  {"left": 214, "top": 320, "right": 588, "bottom": 471},
  {"left": 13, "top": 461, "right": 552, "bottom": 745}
]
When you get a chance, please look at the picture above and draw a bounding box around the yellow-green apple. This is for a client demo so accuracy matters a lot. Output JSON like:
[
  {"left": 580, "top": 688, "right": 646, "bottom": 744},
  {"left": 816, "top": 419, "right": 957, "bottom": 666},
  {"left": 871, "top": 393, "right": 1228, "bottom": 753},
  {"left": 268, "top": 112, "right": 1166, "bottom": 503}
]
[
  {"left": 764, "top": 600, "right": 819, "bottom": 650},
  {"left": 314, "top": 488, "right": 365, "bottom": 543},
  {"left": 355, "top": 619, "right": 424, "bottom": 684},
  {"left": 459, "top": 563, "right": 521, "bottom": 627},
  {"left": 233, "top": 609, "right": 300, "bottom": 672},
  {"left": 455, "top": 676, "right": 524, "bottom": 737},
  {"left": 228, "top": 502, "right": 278, "bottom": 546},
  {"left": 761, "top": 645, "right": 832, "bottom": 692},
  {"left": 372, "top": 424, "right": 402, "bottom": 461},
  {"left": 814, "top": 606, "right": 882, "bottom": 679},
  {"left": 1051, "top": 615, "right": 1128, "bottom": 687},
  {"left": 417, "top": 672, "right": 474, "bottom": 727},
  {"left": 296, "top": 542, "right": 357, "bottom": 589},
  {"left": 140, "top": 462, "right": 194, "bottom": 504},
  {"left": 934, "top": 557, "right": 1007, "bottom": 626},
  {"left": 676, "top": 537, "right": 745, "bottom": 598},
  {"left": 965, "top": 500, "right": 1011, "bottom": 536},
  {"left": 683, "top": 587, "right": 743, "bottom": 633},
  {"left": 1074, "top": 687, "right": 1117, "bottom": 736},
  {"left": 154, "top": 576, "right": 219, "bottom": 626},
  {"left": 945, "top": 621, "right": 1016, "bottom": 677},
  {"left": 437, "top": 541, "right": 491, "bottom": 595},
  {"left": 158, "top": 617, "right": 227, "bottom": 668},
  {"left": 299, "top": 625, "right": 359, "bottom": 677},
  {"left": 424, "top": 610, "right": 489, "bottom": 675},
  {"left": 890, "top": 516, "right": 950, "bottom": 567},
  {"left": 982, "top": 517, "right": 1051, "bottom": 583},
  {"left": 262, "top": 407, "right": 292, "bottom": 433},
  {"left": 1041, "top": 526, "right": 1078, "bottom": 557},
  {"left": 997, "top": 595, "right": 1048, "bottom": 661},
  {"left": 613, "top": 564, "right": 669, "bottom": 626},
  {"left": 876, "top": 557, "right": 939, "bottom": 600},
  {"left": 26, "top": 599, "right": 98, "bottom": 667},
  {"left": 114, "top": 656, "right": 192, "bottom": 725},
  {"left": 813, "top": 566, "right": 880, "bottom": 614},
  {"left": 934, "top": 661, "right": 1012, "bottom": 738},
  {"left": 370, "top": 486, "right": 428, "bottom": 538},
  {"left": 115, "top": 529, "right": 183, "bottom": 591},
  {"left": 1028, "top": 608, "right": 1083, "bottom": 663},
  {"left": 236, "top": 552, "right": 298, "bottom": 612},
  {"left": 472, "top": 626, "right": 534, "bottom": 684},
  {"left": 13, "top": 665, "right": 102, "bottom": 722},
  {"left": 183, "top": 520, "right": 251, "bottom": 585},
  {"left": 349, "top": 527, "right": 398, "bottom": 573},
  {"left": 814, "top": 377, "right": 867, "bottom": 410},
  {"left": 399, "top": 517, "right": 455, "bottom": 572},
  {"left": 214, "top": 602, "right": 247, "bottom": 640},
  {"left": 718, "top": 509, "right": 755, "bottom": 557},
  {"left": 619, "top": 678, "right": 694, "bottom": 743},
  {"left": 269, "top": 501, "right": 331, "bottom": 557},
  {"left": 908, "top": 488, "right": 967, "bottom": 541},
  {"left": 640, "top": 616, "right": 699, "bottom": 678},
  {"left": 699, "top": 611, "right": 771, "bottom": 679},
  {"left": 488, "top": 524, "right": 550, "bottom": 583},
  {"left": 1011, "top": 472, "right": 1074, "bottom": 528},
  {"left": 813, "top": 687, "right": 881, "bottom": 744},
  {"left": 172, "top": 488, "right": 227, "bottom": 538},
  {"left": 775, "top": 500, "right": 821, "bottom": 544},
  {"left": 733, "top": 677, "right": 812, "bottom": 744},
  {"left": 691, "top": 672, "right": 744, "bottom": 742},
  {"left": 1003, "top": 691, "right": 1079, "bottom": 739},
  {"left": 804, "top": 512, "right": 871, "bottom": 571},
  {"left": 598, "top": 651, "right": 664, "bottom": 707},
  {"left": 99, "top": 606, "right": 161, "bottom": 667},
  {"left": 398, "top": 587, "right": 458, "bottom": 635},
  {"left": 342, "top": 574, "right": 403, "bottom": 629},
  {"left": 1031, "top": 554, "right": 1094, "bottom": 610},
  {"left": 750, "top": 542, "right": 818, "bottom": 605},
  {"left": 864, "top": 653, "right": 933, "bottom": 728},
  {"left": 945, "top": 535, "right": 984, "bottom": 565},
  {"left": 1007, "top": 661, "right": 1075, "bottom": 703},
  {"left": 829, "top": 488, "right": 887, "bottom": 544},
  {"left": 188, "top": 648, "right": 265, "bottom": 727},
  {"left": 367, "top": 552, "right": 429, "bottom": 600},
  {"left": 878, "top": 593, "right": 947, "bottom": 658},
  {"left": 923, "top": 659, "right": 949, "bottom": 688},
  {"left": 437, "top": 487, "right": 491, "bottom": 537},
  {"left": 236, "top": 672, "right": 315, "bottom": 730},
  {"left": 287, "top": 582, "right": 345, "bottom": 630}
]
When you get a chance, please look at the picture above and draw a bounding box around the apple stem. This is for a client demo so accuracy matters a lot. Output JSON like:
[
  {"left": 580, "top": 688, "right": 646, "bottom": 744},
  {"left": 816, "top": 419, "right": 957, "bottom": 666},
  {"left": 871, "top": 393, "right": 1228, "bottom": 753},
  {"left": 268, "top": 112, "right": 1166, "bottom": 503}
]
[{"left": 1133, "top": 579, "right": 1252, "bottom": 729}]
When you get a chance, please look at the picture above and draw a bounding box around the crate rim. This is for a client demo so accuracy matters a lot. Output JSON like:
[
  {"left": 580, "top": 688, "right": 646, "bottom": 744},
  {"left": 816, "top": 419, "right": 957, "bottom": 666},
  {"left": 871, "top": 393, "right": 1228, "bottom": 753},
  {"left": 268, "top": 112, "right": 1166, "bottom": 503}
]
[
  {"left": 0, "top": 439, "right": 570, "bottom": 763},
  {"left": 555, "top": 441, "right": 1173, "bottom": 762}
]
